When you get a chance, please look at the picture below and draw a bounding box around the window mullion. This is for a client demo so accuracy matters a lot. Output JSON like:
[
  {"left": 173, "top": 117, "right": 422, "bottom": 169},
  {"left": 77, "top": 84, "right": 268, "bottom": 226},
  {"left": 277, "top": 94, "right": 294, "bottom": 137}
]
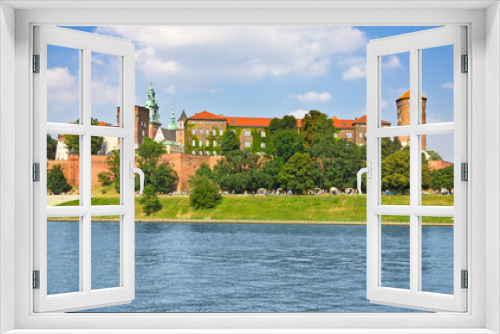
[
  {"left": 409, "top": 47, "right": 421, "bottom": 294},
  {"left": 81, "top": 48, "right": 92, "bottom": 294}
]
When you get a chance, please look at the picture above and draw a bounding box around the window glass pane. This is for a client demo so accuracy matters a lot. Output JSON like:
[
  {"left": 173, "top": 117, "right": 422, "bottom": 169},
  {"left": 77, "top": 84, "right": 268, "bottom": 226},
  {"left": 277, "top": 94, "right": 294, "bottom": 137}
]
[
  {"left": 47, "top": 45, "right": 80, "bottom": 123},
  {"left": 381, "top": 138, "right": 410, "bottom": 205},
  {"left": 47, "top": 133, "right": 80, "bottom": 206},
  {"left": 422, "top": 133, "right": 454, "bottom": 206},
  {"left": 92, "top": 52, "right": 121, "bottom": 127},
  {"left": 91, "top": 136, "right": 121, "bottom": 204},
  {"left": 381, "top": 52, "right": 409, "bottom": 129},
  {"left": 421, "top": 45, "right": 454, "bottom": 124},
  {"left": 47, "top": 216, "right": 80, "bottom": 295},
  {"left": 91, "top": 215, "right": 121, "bottom": 290},
  {"left": 421, "top": 216, "right": 454, "bottom": 294},
  {"left": 381, "top": 216, "right": 410, "bottom": 290}
]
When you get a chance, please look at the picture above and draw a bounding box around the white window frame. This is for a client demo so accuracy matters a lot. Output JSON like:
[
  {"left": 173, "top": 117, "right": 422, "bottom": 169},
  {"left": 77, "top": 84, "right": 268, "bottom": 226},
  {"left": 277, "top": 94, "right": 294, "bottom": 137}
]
[
  {"left": 3, "top": 3, "right": 497, "bottom": 333},
  {"left": 366, "top": 26, "right": 467, "bottom": 312},
  {"left": 245, "top": 130, "right": 251, "bottom": 137},
  {"left": 32, "top": 25, "right": 136, "bottom": 313},
  {"left": 346, "top": 132, "right": 352, "bottom": 139}
]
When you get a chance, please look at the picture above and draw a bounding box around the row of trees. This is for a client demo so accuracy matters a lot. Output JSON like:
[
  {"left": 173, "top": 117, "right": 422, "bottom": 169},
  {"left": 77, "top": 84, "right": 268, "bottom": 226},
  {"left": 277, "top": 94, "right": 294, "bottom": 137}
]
[{"left": 199, "top": 110, "right": 453, "bottom": 194}]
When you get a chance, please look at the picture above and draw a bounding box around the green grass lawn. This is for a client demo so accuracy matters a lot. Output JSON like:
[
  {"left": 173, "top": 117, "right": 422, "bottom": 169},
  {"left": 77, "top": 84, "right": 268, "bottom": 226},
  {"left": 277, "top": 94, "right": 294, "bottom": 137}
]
[{"left": 55, "top": 194, "right": 454, "bottom": 224}]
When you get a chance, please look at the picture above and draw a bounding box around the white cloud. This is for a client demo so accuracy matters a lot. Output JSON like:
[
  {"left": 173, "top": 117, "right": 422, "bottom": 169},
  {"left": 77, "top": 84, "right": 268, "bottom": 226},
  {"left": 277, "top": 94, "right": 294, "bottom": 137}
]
[
  {"left": 289, "top": 109, "right": 309, "bottom": 119},
  {"left": 47, "top": 67, "right": 78, "bottom": 107},
  {"left": 338, "top": 56, "right": 366, "bottom": 80},
  {"left": 441, "top": 82, "right": 454, "bottom": 89},
  {"left": 382, "top": 55, "right": 402, "bottom": 70},
  {"left": 94, "top": 26, "right": 368, "bottom": 88},
  {"left": 381, "top": 99, "right": 388, "bottom": 108},
  {"left": 166, "top": 85, "right": 176, "bottom": 94},
  {"left": 291, "top": 91, "right": 332, "bottom": 103},
  {"left": 47, "top": 67, "right": 76, "bottom": 89},
  {"left": 91, "top": 80, "right": 120, "bottom": 105}
]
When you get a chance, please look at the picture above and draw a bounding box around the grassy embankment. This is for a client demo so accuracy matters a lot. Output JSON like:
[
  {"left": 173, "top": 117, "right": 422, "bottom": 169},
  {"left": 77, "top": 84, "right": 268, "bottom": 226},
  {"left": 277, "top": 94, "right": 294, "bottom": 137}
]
[{"left": 53, "top": 186, "right": 454, "bottom": 224}]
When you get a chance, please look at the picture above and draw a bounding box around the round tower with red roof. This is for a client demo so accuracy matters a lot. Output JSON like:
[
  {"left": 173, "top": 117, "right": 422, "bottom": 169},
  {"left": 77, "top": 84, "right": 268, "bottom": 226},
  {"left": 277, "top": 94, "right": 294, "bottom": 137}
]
[{"left": 396, "top": 90, "right": 427, "bottom": 151}]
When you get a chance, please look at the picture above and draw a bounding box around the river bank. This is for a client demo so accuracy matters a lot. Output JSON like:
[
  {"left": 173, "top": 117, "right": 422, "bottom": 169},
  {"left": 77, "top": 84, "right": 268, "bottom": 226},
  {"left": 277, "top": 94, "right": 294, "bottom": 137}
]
[{"left": 55, "top": 194, "right": 454, "bottom": 224}]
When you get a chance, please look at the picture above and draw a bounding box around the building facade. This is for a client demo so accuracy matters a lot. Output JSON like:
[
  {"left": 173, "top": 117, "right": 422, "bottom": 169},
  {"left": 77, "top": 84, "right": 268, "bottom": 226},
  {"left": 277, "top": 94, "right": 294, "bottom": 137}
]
[{"left": 184, "top": 111, "right": 392, "bottom": 156}]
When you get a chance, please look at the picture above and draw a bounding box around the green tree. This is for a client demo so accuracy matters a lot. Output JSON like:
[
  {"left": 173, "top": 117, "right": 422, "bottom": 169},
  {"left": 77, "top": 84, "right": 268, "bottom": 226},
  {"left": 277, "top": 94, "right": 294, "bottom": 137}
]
[
  {"left": 97, "top": 171, "right": 112, "bottom": 186},
  {"left": 319, "top": 140, "right": 366, "bottom": 191},
  {"left": 281, "top": 115, "right": 298, "bottom": 131},
  {"left": 64, "top": 118, "right": 104, "bottom": 155},
  {"left": 140, "top": 184, "right": 162, "bottom": 215},
  {"left": 268, "top": 118, "right": 281, "bottom": 135},
  {"left": 381, "top": 149, "right": 410, "bottom": 193},
  {"left": 189, "top": 175, "right": 222, "bottom": 209},
  {"left": 47, "top": 134, "right": 58, "bottom": 160},
  {"left": 278, "top": 152, "right": 315, "bottom": 194},
  {"left": 195, "top": 162, "right": 216, "bottom": 181},
  {"left": 268, "top": 116, "right": 297, "bottom": 135},
  {"left": 310, "top": 116, "right": 338, "bottom": 159},
  {"left": 106, "top": 149, "right": 121, "bottom": 193},
  {"left": 213, "top": 151, "right": 261, "bottom": 192},
  {"left": 300, "top": 110, "right": 326, "bottom": 149},
  {"left": 136, "top": 137, "right": 178, "bottom": 193},
  {"left": 150, "top": 164, "right": 178, "bottom": 194},
  {"left": 220, "top": 130, "right": 240, "bottom": 155},
  {"left": 431, "top": 165, "right": 454, "bottom": 190},
  {"left": 47, "top": 164, "right": 72, "bottom": 194},
  {"left": 272, "top": 130, "right": 304, "bottom": 162},
  {"left": 427, "top": 150, "right": 442, "bottom": 161},
  {"left": 381, "top": 137, "right": 403, "bottom": 159}
]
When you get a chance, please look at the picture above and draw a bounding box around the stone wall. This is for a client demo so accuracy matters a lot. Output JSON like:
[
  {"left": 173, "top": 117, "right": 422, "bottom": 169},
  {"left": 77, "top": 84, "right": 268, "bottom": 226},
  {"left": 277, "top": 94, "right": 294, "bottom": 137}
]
[
  {"left": 47, "top": 153, "right": 222, "bottom": 192},
  {"left": 160, "top": 153, "right": 221, "bottom": 192},
  {"left": 47, "top": 155, "right": 110, "bottom": 188}
]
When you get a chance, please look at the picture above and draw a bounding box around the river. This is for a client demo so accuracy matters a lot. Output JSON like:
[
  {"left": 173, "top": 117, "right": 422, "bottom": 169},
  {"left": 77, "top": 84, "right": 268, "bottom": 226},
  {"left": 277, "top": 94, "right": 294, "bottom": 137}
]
[{"left": 47, "top": 221, "right": 454, "bottom": 312}]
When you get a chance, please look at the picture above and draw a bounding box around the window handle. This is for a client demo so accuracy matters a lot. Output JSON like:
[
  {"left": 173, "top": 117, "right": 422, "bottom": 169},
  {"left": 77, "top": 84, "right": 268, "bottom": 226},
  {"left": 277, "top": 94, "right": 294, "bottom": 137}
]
[
  {"left": 129, "top": 162, "right": 145, "bottom": 195},
  {"left": 357, "top": 162, "right": 371, "bottom": 195}
]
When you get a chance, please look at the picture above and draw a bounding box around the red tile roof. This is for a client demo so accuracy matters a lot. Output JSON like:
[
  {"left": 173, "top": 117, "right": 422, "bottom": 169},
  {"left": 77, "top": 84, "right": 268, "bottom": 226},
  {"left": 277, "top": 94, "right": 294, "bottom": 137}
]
[
  {"left": 225, "top": 117, "right": 273, "bottom": 127},
  {"left": 332, "top": 117, "right": 355, "bottom": 129},
  {"left": 189, "top": 111, "right": 225, "bottom": 120},
  {"left": 351, "top": 115, "right": 390, "bottom": 126},
  {"left": 188, "top": 112, "right": 389, "bottom": 128},
  {"left": 396, "top": 89, "right": 427, "bottom": 101}
]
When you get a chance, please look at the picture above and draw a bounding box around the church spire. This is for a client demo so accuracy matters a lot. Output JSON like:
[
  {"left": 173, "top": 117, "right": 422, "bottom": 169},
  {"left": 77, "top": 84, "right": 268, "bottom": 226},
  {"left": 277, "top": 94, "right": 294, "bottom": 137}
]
[
  {"left": 144, "top": 83, "right": 161, "bottom": 124},
  {"left": 167, "top": 107, "right": 177, "bottom": 130}
]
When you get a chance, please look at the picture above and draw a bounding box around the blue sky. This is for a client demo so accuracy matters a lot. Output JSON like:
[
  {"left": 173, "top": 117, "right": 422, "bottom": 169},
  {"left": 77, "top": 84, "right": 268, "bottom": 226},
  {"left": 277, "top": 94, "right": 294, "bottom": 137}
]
[{"left": 47, "top": 25, "right": 454, "bottom": 161}]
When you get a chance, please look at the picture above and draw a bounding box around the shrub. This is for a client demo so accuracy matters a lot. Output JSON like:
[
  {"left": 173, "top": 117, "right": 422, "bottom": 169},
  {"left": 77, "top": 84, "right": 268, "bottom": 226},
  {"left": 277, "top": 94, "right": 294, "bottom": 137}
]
[
  {"left": 189, "top": 175, "right": 222, "bottom": 209},
  {"left": 97, "top": 171, "right": 113, "bottom": 186},
  {"left": 140, "top": 184, "right": 162, "bottom": 215},
  {"left": 47, "top": 164, "right": 72, "bottom": 194}
]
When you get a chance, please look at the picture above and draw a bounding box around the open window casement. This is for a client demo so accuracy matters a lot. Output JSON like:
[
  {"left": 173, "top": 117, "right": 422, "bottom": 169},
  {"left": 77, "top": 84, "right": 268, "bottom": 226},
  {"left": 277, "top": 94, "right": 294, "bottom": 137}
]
[
  {"left": 366, "top": 26, "right": 467, "bottom": 312},
  {"left": 33, "top": 26, "right": 136, "bottom": 312}
]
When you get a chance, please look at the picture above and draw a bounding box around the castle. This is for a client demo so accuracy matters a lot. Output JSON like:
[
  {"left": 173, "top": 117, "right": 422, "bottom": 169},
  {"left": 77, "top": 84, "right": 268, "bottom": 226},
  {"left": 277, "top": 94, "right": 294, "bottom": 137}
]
[{"left": 50, "top": 86, "right": 433, "bottom": 191}]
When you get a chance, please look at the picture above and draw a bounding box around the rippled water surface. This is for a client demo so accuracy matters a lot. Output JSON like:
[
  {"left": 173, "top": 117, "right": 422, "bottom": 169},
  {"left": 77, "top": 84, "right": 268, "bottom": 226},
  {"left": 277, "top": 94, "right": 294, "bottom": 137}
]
[{"left": 47, "top": 222, "right": 453, "bottom": 312}]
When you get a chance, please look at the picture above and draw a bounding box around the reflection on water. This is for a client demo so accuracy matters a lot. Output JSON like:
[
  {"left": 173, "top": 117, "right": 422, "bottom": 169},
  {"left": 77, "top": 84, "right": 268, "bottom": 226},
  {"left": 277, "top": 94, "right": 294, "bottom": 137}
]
[{"left": 46, "top": 222, "right": 453, "bottom": 312}]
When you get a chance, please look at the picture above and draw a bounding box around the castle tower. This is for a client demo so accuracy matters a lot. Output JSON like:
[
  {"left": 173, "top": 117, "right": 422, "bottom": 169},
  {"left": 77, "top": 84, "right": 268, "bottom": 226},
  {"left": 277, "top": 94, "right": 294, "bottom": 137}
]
[
  {"left": 396, "top": 90, "right": 427, "bottom": 151},
  {"left": 176, "top": 109, "right": 188, "bottom": 147},
  {"left": 177, "top": 109, "right": 187, "bottom": 130},
  {"left": 144, "top": 83, "right": 162, "bottom": 139}
]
